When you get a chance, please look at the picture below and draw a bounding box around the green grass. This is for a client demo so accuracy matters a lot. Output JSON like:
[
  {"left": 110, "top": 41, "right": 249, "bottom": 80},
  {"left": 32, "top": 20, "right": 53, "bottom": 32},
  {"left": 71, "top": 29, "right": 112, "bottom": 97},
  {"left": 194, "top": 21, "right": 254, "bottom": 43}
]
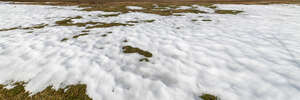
[
  {"left": 0, "top": 82, "right": 91, "bottom": 100},
  {"left": 122, "top": 45, "right": 153, "bottom": 58}
]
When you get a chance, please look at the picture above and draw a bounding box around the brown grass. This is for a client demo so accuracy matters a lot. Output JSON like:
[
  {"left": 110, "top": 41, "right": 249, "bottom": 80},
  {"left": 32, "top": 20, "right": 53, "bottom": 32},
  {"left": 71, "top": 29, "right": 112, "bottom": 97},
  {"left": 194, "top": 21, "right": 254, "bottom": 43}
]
[
  {"left": 122, "top": 45, "right": 153, "bottom": 57},
  {"left": 0, "top": 24, "right": 48, "bottom": 32},
  {"left": 0, "top": 82, "right": 91, "bottom": 100},
  {"left": 86, "top": 23, "right": 133, "bottom": 29},
  {"left": 199, "top": 93, "right": 219, "bottom": 100},
  {"left": 72, "top": 33, "right": 89, "bottom": 38},
  {"left": 215, "top": 9, "right": 243, "bottom": 15}
]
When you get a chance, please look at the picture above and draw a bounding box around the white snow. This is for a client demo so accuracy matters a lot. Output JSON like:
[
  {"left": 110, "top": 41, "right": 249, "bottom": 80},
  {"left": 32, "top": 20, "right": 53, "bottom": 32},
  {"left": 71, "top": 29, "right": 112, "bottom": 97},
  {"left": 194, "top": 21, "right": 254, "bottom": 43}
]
[
  {"left": 0, "top": 2, "right": 300, "bottom": 100},
  {"left": 126, "top": 6, "right": 144, "bottom": 10}
]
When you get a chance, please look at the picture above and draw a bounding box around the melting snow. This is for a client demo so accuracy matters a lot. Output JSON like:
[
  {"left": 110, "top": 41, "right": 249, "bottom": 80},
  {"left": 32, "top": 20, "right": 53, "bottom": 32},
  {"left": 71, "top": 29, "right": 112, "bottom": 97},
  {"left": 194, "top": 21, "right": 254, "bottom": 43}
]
[{"left": 0, "top": 2, "right": 300, "bottom": 100}]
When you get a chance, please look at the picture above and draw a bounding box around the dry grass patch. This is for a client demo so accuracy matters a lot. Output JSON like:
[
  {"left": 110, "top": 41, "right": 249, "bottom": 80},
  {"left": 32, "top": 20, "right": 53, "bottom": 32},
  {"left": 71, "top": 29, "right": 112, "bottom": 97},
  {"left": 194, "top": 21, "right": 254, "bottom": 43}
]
[
  {"left": 126, "top": 19, "right": 155, "bottom": 24},
  {"left": 80, "top": 2, "right": 209, "bottom": 16},
  {"left": 0, "top": 24, "right": 48, "bottom": 32},
  {"left": 139, "top": 58, "right": 150, "bottom": 62},
  {"left": 199, "top": 93, "right": 219, "bottom": 100},
  {"left": 202, "top": 19, "right": 212, "bottom": 21},
  {"left": 72, "top": 33, "right": 89, "bottom": 39},
  {"left": 61, "top": 38, "right": 69, "bottom": 42},
  {"left": 97, "top": 13, "right": 121, "bottom": 17},
  {"left": 86, "top": 22, "right": 133, "bottom": 29},
  {"left": 122, "top": 45, "right": 153, "bottom": 58},
  {"left": 215, "top": 10, "right": 243, "bottom": 15},
  {"left": 0, "top": 82, "right": 91, "bottom": 100}
]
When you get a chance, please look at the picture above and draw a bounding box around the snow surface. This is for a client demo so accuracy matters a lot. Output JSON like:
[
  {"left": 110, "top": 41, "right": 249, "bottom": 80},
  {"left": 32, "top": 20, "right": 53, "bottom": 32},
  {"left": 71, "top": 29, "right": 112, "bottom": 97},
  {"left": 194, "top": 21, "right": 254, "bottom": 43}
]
[
  {"left": 0, "top": 2, "right": 300, "bottom": 100},
  {"left": 126, "top": 6, "right": 144, "bottom": 10}
]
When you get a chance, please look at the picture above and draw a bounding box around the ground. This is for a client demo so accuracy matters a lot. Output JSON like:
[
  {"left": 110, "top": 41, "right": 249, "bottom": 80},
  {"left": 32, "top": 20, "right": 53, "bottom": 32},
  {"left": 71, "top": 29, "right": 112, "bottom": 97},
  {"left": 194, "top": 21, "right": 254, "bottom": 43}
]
[{"left": 0, "top": 1, "right": 300, "bottom": 100}]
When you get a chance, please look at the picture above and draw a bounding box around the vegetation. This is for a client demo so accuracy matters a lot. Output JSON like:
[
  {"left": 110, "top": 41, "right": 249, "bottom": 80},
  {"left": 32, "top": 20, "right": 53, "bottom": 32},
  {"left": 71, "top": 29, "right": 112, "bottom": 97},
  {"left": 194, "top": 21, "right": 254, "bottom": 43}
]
[
  {"left": 215, "top": 10, "right": 243, "bottom": 15},
  {"left": 202, "top": 19, "right": 212, "bottom": 21},
  {"left": 199, "top": 93, "right": 219, "bottom": 100},
  {"left": 0, "top": 24, "right": 48, "bottom": 32},
  {"left": 72, "top": 33, "right": 89, "bottom": 39},
  {"left": 0, "top": 82, "right": 91, "bottom": 100},
  {"left": 122, "top": 45, "right": 152, "bottom": 58}
]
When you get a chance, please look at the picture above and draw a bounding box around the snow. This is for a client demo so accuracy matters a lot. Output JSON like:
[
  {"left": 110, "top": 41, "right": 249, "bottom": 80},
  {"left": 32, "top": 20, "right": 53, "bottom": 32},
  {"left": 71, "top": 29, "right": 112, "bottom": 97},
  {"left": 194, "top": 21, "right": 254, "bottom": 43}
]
[
  {"left": 126, "top": 6, "right": 144, "bottom": 10},
  {"left": 1, "top": 2, "right": 300, "bottom": 100}
]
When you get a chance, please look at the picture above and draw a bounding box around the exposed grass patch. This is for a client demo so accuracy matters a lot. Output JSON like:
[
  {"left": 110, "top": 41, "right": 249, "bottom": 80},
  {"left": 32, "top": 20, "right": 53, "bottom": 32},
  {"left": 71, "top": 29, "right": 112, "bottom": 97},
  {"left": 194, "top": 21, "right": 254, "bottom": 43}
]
[
  {"left": 202, "top": 19, "right": 212, "bottom": 21},
  {"left": 55, "top": 16, "right": 95, "bottom": 27},
  {"left": 86, "top": 23, "right": 133, "bottom": 29},
  {"left": 82, "top": 30, "right": 90, "bottom": 32},
  {"left": 61, "top": 38, "right": 69, "bottom": 42},
  {"left": 139, "top": 58, "right": 150, "bottom": 62},
  {"left": 0, "top": 82, "right": 91, "bottom": 100},
  {"left": 101, "top": 34, "right": 107, "bottom": 37},
  {"left": 126, "top": 21, "right": 139, "bottom": 23},
  {"left": 143, "top": 19, "right": 155, "bottom": 23},
  {"left": 122, "top": 45, "right": 152, "bottom": 58},
  {"left": 23, "top": 24, "right": 48, "bottom": 30},
  {"left": 199, "top": 93, "right": 219, "bottom": 100},
  {"left": 126, "top": 19, "right": 155, "bottom": 24},
  {"left": 0, "top": 27, "right": 20, "bottom": 32},
  {"left": 0, "top": 24, "right": 48, "bottom": 32},
  {"left": 191, "top": 19, "right": 198, "bottom": 22},
  {"left": 80, "top": 2, "right": 208, "bottom": 16},
  {"left": 98, "top": 13, "right": 120, "bottom": 17},
  {"left": 215, "top": 10, "right": 243, "bottom": 15},
  {"left": 72, "top": 33, "right": 89, "bottom": 39}
]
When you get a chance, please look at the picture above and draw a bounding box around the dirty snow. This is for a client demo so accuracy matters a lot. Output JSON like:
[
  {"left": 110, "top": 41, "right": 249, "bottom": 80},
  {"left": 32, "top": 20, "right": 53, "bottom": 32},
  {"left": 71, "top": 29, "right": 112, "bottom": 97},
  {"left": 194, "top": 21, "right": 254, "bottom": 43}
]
[{"left": 0, "top": 2, "right": 300, "bottom": 100}]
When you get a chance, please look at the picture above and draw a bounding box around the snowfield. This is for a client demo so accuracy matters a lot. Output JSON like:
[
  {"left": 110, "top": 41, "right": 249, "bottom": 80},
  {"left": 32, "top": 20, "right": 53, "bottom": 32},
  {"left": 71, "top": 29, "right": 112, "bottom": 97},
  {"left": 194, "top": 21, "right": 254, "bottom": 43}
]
[{"left": 0, "top": 2, "right": 300, "bottom": 100}]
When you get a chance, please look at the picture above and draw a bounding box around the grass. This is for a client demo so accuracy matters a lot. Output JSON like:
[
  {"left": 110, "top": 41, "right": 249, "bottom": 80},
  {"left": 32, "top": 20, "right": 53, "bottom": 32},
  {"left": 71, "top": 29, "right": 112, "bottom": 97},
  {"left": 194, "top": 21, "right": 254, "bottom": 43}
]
[
  {"left": 122, "top": 45, "right": 152, "bottom": 58},
  {"left": 0, "top": 82, "right": 91, "bottom": 100},
  {"left": 98, "top": 13, "right": 120, "bottom": 17},
  {"left": 127, "top": 19, "right": 155, "bottom": 24},
  {"left": 80, "top": 2, "right": 209, "bottom": 16},
  {"left": 215, "top": 10, "right": 244, "bottom": 15},
  {"left": 139, "top": 58, "right": 150, "bottom": 62},
  {"left": 86, "top": 23, "right": 133, "bottom": 29},
  {"left": 191, "top": 19, "right": 198, "bottom": 22},
  {"left": 0, "top": 24, "right": 48, "bottom": 32},
  {"left": 202, "top": 19, "right": 212, "bottom": 21},
  {"left": 61, "top": 38, "right": 69, "bottom": 42},
  {"left": 73, "top": 33, "right": 89, "bottom": 39},
  {"left": 199, "top": 93, "right": 219, "bottom": 100}
]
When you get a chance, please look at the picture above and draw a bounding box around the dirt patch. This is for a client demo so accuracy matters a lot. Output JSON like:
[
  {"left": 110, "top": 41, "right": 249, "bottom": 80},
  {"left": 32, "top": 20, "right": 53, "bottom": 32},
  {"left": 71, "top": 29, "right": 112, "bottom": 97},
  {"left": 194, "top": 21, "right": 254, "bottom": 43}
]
[
  {"left": 0, "top": 82, "right": 91, "bottom": 100},
  {"left": 122, "top": 45, "right": 153, "bottom": 58}
]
